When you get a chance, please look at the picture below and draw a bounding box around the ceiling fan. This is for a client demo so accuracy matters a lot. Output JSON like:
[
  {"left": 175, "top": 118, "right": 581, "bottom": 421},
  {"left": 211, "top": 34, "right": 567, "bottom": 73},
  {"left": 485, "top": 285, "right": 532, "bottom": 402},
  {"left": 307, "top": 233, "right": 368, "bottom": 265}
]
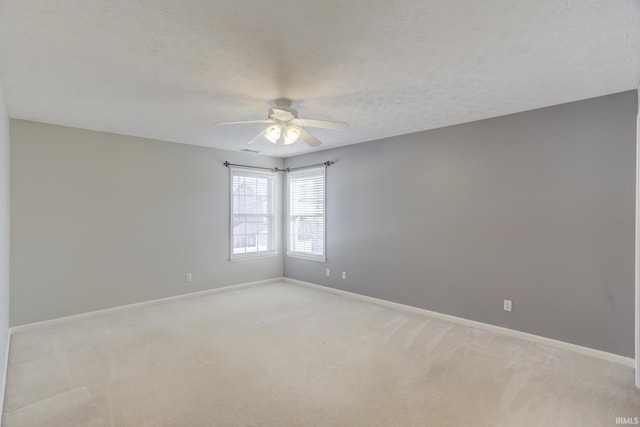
[{"left": 216, "top": 98, "right": 349, "bottom": 147}]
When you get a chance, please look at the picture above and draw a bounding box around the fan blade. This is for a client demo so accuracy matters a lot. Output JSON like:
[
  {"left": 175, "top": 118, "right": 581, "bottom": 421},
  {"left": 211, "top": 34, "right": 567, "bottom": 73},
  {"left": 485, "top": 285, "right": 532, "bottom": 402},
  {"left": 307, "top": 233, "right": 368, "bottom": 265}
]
[
  {"left": 291, "top": 118, "right": 349, "bottom": 130},
  {"left": 298, "top": 128, "right": 322, "bottom": 147},
  {"left": 247, "top": 129, "right": 267, "bottom": 144},
  {"left": 216, "top": 119, "right": 275, "bottom": 126}
]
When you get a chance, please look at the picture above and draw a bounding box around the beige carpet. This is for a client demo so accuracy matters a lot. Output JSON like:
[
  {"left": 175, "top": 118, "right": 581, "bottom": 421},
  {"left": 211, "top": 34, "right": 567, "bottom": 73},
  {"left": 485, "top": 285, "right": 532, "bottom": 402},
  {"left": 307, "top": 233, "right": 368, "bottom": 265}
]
[{"left": 3, "top": 281, "right": 639, "bottom": 426}]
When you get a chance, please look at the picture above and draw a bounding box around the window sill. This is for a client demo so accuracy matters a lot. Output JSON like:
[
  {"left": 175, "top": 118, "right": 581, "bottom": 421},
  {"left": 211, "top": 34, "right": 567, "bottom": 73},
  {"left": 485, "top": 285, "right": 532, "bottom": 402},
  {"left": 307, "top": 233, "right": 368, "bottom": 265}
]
[
  {"left": 287, "top": 252, "right": 326, "bottom": 262},
  {"left": 230, "top": 252, "right": 278, "bottom": 262}
]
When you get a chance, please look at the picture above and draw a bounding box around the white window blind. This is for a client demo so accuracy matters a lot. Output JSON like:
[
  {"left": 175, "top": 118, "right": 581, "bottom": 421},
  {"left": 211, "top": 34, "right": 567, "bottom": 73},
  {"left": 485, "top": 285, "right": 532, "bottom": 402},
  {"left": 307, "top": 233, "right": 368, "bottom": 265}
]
[
  {"left": 230, "top": 167, "right": 276, "bottom": 260},
  {"left": 288, "top": 167, "right": 325, "bottom": 261}
]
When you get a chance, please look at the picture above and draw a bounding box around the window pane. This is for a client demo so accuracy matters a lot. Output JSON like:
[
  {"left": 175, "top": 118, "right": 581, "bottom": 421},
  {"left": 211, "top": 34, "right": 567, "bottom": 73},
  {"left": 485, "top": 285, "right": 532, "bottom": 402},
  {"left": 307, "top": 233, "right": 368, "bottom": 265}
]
[
  {"left": 288, "top": 168, "right": 325, "bottom": 259},
  {"left": 231, "top": 169, "right": 276, "bottom": 258}
]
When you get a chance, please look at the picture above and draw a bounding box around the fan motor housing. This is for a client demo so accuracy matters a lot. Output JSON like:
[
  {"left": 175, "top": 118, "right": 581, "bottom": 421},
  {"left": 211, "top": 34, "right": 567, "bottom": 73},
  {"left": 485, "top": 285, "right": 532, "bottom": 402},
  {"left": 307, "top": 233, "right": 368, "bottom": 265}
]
[{"left": 268, "top": 106, "right": 297, "bottom": 122}]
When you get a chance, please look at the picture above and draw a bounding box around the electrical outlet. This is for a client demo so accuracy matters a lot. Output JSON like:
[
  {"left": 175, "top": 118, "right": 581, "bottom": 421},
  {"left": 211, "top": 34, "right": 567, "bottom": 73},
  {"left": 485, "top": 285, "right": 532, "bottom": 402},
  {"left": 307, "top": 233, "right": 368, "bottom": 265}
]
[
  {"left": 342, "top": 271, "right": 347, "bottom": 280},
  {"left": 503, "top": 299, "right": 512, "bottom": 312},
  {"left": 185, "top": 273, "right": 192, "bottom": 283},
  {"left": 326, "top": 268, "right": 331, "bottom": 277}
]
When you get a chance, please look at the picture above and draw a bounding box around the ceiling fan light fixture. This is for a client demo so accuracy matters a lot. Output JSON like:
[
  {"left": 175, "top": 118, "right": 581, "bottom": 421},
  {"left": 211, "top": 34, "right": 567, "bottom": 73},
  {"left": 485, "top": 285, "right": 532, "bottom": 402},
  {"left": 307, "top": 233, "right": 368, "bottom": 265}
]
[
  {"left": 265, "top": 125, "right": 282, "bottom": 144},
  {"left": 283, "top": 125, "right": 301, "bottom": 145},
  {"left": 219, "top": 98, "right": 348, "bottom": 148}
]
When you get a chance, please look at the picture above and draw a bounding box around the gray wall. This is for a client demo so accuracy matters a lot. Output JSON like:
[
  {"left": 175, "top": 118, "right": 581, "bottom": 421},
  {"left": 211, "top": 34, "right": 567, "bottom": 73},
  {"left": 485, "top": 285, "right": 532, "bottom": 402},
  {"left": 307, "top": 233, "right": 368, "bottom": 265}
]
[
  {"left": 0, "top": 73, "right": 10, "bottom": 407},
  {"left": 284, "top": 90, "right": 638, "bottom": 357},
  {"left": 10, "top": 120, "right": 283, "bottom": 325}
]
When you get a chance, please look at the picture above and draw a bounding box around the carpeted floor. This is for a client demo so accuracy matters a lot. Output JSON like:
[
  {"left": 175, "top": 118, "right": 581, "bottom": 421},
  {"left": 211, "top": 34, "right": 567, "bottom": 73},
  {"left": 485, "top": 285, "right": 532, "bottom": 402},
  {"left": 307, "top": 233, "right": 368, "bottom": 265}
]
[{"left": 3, "top": 281, "right": 639, "bottom": 426}]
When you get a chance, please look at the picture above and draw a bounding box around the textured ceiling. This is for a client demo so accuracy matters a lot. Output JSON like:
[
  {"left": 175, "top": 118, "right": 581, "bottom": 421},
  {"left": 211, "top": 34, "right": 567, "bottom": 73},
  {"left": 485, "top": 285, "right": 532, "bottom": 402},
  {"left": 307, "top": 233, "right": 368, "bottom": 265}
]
[{"left": 0, "top": 1, "right": 639, "bottom": 158}]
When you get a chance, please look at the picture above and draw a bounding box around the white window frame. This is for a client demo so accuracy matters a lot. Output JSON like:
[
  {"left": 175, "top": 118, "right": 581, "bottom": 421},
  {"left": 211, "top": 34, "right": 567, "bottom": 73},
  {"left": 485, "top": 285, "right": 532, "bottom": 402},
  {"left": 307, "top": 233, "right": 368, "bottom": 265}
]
[
  {"left": 287, "top": 166, "right": 326, "bottom": 262},
  {"left": 229, "top": 167, "right": 278, "bottom": 261}
]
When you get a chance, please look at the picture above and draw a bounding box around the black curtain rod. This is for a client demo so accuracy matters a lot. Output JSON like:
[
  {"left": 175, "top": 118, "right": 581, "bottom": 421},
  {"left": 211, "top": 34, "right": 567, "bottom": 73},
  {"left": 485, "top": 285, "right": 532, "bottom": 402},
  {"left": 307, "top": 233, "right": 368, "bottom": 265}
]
[{"left": 223, "top": 161, "right": 334, "bottom": 172}]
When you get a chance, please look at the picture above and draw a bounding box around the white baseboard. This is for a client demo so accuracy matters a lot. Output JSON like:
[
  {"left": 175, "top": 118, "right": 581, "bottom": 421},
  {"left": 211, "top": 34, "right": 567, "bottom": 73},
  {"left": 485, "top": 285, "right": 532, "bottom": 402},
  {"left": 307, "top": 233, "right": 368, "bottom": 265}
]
[
  {"left": 10, "top": 278, "right": 281, "bottom": 334},
  {"left": 283, "top": 278, "right": 635, "bottom": 368},
  {"left": 0, "top": 327, "right": 10, "bottom": 417},
  {"left": 9, "top": 276, "right": 634, "bottom": 369}
]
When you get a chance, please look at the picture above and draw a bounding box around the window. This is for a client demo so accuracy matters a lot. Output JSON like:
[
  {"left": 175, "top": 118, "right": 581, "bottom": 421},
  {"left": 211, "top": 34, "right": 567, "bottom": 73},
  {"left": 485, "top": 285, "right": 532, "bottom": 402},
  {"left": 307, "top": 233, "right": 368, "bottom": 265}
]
[
  {"left": 287, "top": 167, "right": 325, "bottom": 261},
  {"left": 230, "top": 167, "right": 277, "bottom": 260}
]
